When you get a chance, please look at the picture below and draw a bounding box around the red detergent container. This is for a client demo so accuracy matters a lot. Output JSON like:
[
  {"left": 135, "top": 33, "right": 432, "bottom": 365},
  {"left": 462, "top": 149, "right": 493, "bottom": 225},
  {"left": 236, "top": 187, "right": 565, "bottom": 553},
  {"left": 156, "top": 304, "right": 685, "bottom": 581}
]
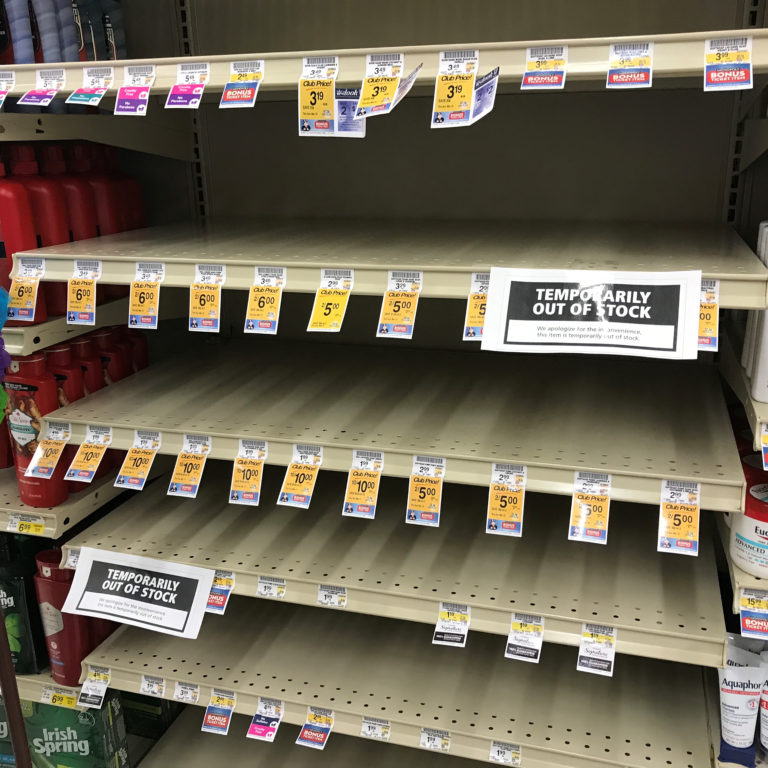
[
  {"left": 91, "top": 328, "right": 128, "bottom": 385},
  {"left": 7, "top": 145, "right": 69, "bottom": 316},
  {"left": 5, "top": 354, "right": 68, "bottom": 507},
  {"left": 34, "top": 550, "right": 91, "bottom": 687},
  {"left": 107, "top": 326, "right": 135, "bottom": 377},
  {"left": 70, "top": 336, "right": 104, "bottom": 395},
  {"left": 125, "top": 328, "right": 149, "bottom": 371}
]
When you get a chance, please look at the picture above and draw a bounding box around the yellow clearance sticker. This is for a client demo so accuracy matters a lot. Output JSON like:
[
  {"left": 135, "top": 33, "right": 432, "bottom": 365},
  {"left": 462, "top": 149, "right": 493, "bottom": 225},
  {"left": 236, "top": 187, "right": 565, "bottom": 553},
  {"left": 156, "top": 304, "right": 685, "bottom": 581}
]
[
  {"left": 358, "top": 75, "right": 399, "bottom": 111},
  {"left": 308, "top": 288, "right": 350, "bottom": 332},
  {"left": 299, "top": 78, "right": 335, "bottom": 121},
  {"left": 67, "top": 278, "right": 96, "bottom": 324},
  {"left": 343, "top": 468, "right": 380, "bottom": 518},
  {"left": 487, "top": 483, "right": 524, "bottom": 529},
  {"left": 66, "top": 443, "right": 108, "bottom": 482},
  {"left": 116, "top": 447, "right": 156, "bottom": 491},
  {"left": 406, "top": 474, "right": 443, "bottom": 526},
  {"left": 168, "top": 452, "right": 207, "bottom": 498},
  {"left": 245, "top": 284, "right": 282, "bottom": 334},
  {"left": 278, "top": 463, "right": 320, "bottom": 508},
  {"left": 568, "top": 492, "right": 609, "bottom": 544},
  {"left": 434, "top": 73, "right": 474, "bottom": 113},
  {"left": 230, "top": 457, "right": 264, "bottom": 505},
  {"left": 130, "top": 280, "right": 160, "bottom": 330},
  {"left": 7, "top": 276, "right": 39, "bottom": 321}
]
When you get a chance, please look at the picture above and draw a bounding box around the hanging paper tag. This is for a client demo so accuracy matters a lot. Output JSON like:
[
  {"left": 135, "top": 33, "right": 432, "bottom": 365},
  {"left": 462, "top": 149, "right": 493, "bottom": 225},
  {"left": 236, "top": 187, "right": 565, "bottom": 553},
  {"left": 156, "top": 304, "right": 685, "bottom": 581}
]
[
  {"left": 298, "top": 55, "right": 339, "bottom": 136},
  {"left": 257, "top": 575, "right": 286, "bottom": 599},
  {"left": 7, "top": 512, "right": 45, "bottom": 535},
  {"left": 406, "top": 455, "right": 446, "bottom": 527},
  {"left": 317, "top": 584, "right": 347, "bottom": 608},
  {"left": 606, "top": 42, "right": 653, "bottom": 89},
  {"left": 568, "top": 471, "right": 611, "bottom": 545},
  {"left": 247, "top": 697, "right": 284, "bottom": 742},
  {"left": 431, "top": 49, "right": 478, "bottom": 128},
  {"left": 115, "top": 430, "right": 160, "bottom": 491},
  {"left": 343, "top": 449, "right": 384, "bottom": 519},
  {"left": 245, "top": 266, "right": 285, "bottom": 334},
  {"left": 577, "top": 623, "right": 616, "bottom": 677},
  {"left": 740, "top": 588, "right": 768, "bottom": 639},
  {"left": 115, "top": 64, "right": 156, "bottom": 116},
  {"left": 521, "top": 45, "right": 568, "bottom": 90},
  {"left": 704, "top": 36, "right": 752, "bottom": 91},
  {"left": 130, "top": 262, "right": 165, "bottom": 330},
  {"left": 65, "top": 426, "right": 112, "bottom": 483},
  {"left": 66, "top": 65, "right": 114, "bottom": 105},
  {"left": 65, "top": 548, "right": 79, "bottom": 569},
  {"left": 505, "top": 613, "right": 544, "bottom": 663},
  {"left": 389, "top": 63, "right": 423, "bottom": 113},
  {"left": 230, "top": 439, "right": 267, "bottom": 506},
  {"left": 697, "top": 278, "right": 719, "bottom": 351},
  {"left": 278, "top": 443, "right": 322, "bottom": 508},
  {"left": 41, "top": 685, "right": 79, "bottom": 709},
  {"left": 489, "top": 741, "right": 522, "bottom": 766},
  {"left": 166, "top": 61, "right": 210, "bottom": 109},
  {"left": 19, "top": 67, "right": 65, "bottom": 106},
  {"left": 220, "top": 60, "right": 264, "bottom": 108},
  {"left": 469, "top": 66, "right": 500, "bottom": 124},
  {"left": 433, "top": 602, "right": 470, "bottom": 647},
  {"left": 0, "top": 70, "right": 15, "bottom": 110},
  {"left": 463, "top": 273, "right": 488, "bottom": 341},
  {"left": 296, "top": 707, "right": 334, "bottom": 750},
  {"left": 8, "top": 257, "right": 45, "bottom": 322},
  {"left": 657, "top": 479, "right": 700, "bottom": 555},
  {"left": 356, "top": 53, "right": 404, "bottom": 118},
  {"left": 189, "top": 263, "right": 225, "bottom": 333},
  {"left": 420, "top": 728, "right": 451, "bottom": 752},
  {"left": 206, "top": 570, "right": 235, "bottom": 614},
  {"left": 173, "top": 681, "right": 200, "bottom": 704},
  {"left": 334, "top": 87, "right": 366, "bottom": 138},
  {"left": 201, "top": 689, "right": 236, "bottom": 736},
  {"left": 308, "top": 268, "right": 353, "bottom": 331},
  {"left": 67, "top": 259, "right": 102, "bottom": 326},
  {"left": 77, "top": 666, "right": 111, "bottom": 709},
  {"left": 361, "top": 716, "right": 391, "bottom": 741},
  {"left": 25, "top": 420, "right": 70, "bottom": 479},
  {"left": 486, "top": 463, "right": 526, "bottom": 536},
  {"left": 139, "top": 674, "right": 166, "bottom": 698},
  {"left": 168, "top": 434, "right": 211, "bottom": 498},
  {"left": 377, "top": 270, "right": 423, "bottom": 338}
]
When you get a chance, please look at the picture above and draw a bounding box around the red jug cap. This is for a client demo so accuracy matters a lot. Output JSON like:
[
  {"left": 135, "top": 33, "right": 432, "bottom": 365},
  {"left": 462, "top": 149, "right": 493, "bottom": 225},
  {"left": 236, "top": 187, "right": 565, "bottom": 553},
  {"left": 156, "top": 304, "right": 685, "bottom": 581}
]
[
  {"left": 8, "top": 145, "right": 39, "bottom": 175},
  {"left": 46, "top": 344, "right": 73, "bottom": 365}
]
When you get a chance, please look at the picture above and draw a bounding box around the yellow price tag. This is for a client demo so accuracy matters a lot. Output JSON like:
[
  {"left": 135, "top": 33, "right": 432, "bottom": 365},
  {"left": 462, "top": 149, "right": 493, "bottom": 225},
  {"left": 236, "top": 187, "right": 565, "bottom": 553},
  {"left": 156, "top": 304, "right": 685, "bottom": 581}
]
[
  {"left": 377, "top": 290, "right": 419, "bottom": 338},
  {"left": 434, "top": 72, "right": 474, "bottom": 113},
  {"left": 308, "top": 709, "right": 333, "bottom": 727},
  {"left": 189, "top": 283, "right": 221, "bottom": 332},
  {"left": 245, "top": 284, "right": 282, "bottom": 334},
  {"left": 67, "top": 278, "right": 96, "bottom": 324},
  {"left": 742, "top": 592, "right": 768, "bottom": 612},
  {"left": 299, "top": 78, "right": 334, "bottom": 121},
  {"left": 658, "top": 502, "right": 699, "bottom": 551},
  {"left": 463, "top": 293, "right": 486, "bottom": 339},
  {"left": 17, "top": 521, "right": 44, "bottom": 535},
  {"left": 26, "top": 439, "right": 68, "bottom": 479},
  {"left": 706, "top": 51, "right": 749, "bottom": 64},
  {"left": 116, "top": 447, "right": 157, "bottom": 491},
  {"left": 65, "top": 442, "right": 108, "bottom": 482},
  {"left": 568, "top": 492, "right": 610, "bottom": 543},
  {"left": 343, "top": 468, "right": 380, "bottom": 518},
  {"left": 168, "top": 451, "right": 207, "bottom": 498},
  {"left": 211, "top": 694, "right": 235, "bottom": 708},
  {"left": 7, "top": 276, "right": 39, "bottom": 321},
  {"left": 308, "top": 288, "right": 350, "bottom": 332},
  {"left": 278, "top": 462, "right": 320, "bottom": 508},
  {"left": 230, "top": 457, "right": 264, "bottom": 505},
  {"left": 130, "top": 280, "right": 160, "bottom": 330},
  {"left": 406, "top": 474, "right": 443, "bottom": 526},
  {"left": 358, "top": 75, "right": 399, "bottom": 111},
  {"left": 528, "top": 58, "right": 566, "bottom": 70},
  {"left": 487, "top": 483, "right": 524, "bottom": 527}
]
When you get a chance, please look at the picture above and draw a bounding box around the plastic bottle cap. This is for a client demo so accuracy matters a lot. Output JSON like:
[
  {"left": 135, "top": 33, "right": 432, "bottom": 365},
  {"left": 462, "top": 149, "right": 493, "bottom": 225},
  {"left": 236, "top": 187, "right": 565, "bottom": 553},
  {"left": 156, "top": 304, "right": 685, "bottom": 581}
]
[{"left": 8, "top": 145, "right": 39, "bottom": 176}]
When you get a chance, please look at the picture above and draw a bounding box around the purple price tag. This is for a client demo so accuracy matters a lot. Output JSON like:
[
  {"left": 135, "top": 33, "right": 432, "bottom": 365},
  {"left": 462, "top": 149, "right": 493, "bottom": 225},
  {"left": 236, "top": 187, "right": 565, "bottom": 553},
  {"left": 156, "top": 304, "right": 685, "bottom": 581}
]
[
  {"left": 114, "top": 86, "right": 150, "bottom": 115},
  {"left": 18, "top": 88, "right": 58, "bottom": 106},
  {"left": 165, "top": 83, "right": 205, "bottom": 109}
]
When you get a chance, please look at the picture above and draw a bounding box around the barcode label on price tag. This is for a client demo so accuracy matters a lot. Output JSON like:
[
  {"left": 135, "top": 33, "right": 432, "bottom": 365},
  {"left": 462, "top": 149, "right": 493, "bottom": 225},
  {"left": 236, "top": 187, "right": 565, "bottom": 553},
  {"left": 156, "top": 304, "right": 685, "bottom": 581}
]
[
  {"left": 257, "top": 575, "right": 286, "bottom": 599},
  {"left": 361, "top": 716, "right": 391, "bottom": 741},
  {"left": 420, "top": 728, "right": 450, "bottom": 752},
  {"left": 698, "top": 279, "right": 719, "bottom": 351},
  {"left": 568, "top": 471, "right": 611, "bottom": 544},
  {"left": 463, "top": 272, "right": 489, "bottom": 340},
  {"left": 278, "top": 444, "right": 322, "bottom": 508},
  {"left": 406, "top": 456, "right": 446, "bottom": 527},
  {"left": 577, "top": 623, "right": 616, "bottom": 677},
  {"left": 657, "top": 479, "right": 700, "bottom": 555},
  {"left": 486, "top": 463, "right": 526, "bottom": 536},
  {"left": 245, "top": 266, "right": 285, "bottom": 334},
  {"left": 343, "top": 449, "right": 384, "bottom": 519},
  {"left": 140, "top": 675, "right": 165, "bottom": 698},
  {"left": 433, "top": 602, "right": 470, "bottom": 647},
  {"left": 377, "top": 270, "right": 423, "bottom": 339},
  {"left": 505, "top": 613, "right": 544, "bottom": 663},
  {"left": 116, "top": 430, "right": 161, "bottom": 491},
  {"left": 317, "top": 584, "right": 347, "bottom": 608},
  {"left": 0, "top": 70, "right": 15, "bottom": 109},
  {"left": 308, "top": 269, "right": 353, "bottom": 331},
  {"left": 489, "top": 741, "right": 522, "bottom": 765}
]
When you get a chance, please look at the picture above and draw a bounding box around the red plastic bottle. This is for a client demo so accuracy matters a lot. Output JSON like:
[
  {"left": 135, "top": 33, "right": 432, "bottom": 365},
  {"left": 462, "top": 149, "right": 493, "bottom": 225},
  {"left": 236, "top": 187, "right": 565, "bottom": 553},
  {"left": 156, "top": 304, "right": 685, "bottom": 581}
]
[
  {"left": 124, "top": 328, "right": 149, "bottom": 371},
  {"left": 91, "top": 328, "right": 128, "bottom": 385},
  {"left": 70, "top": 336, "right": 104, "bottom": 395},
  {"left": 92, "top": 144, "right": 145, "bottom": 231},
  {"left": 34, "top": 550, "right": 92, "bottom": 687},
  {"left": 106, "top": 327, "right": 135, "bottom": 377},
  {"left": 5, "top": 354, "right": 68, "bottom": 507}
]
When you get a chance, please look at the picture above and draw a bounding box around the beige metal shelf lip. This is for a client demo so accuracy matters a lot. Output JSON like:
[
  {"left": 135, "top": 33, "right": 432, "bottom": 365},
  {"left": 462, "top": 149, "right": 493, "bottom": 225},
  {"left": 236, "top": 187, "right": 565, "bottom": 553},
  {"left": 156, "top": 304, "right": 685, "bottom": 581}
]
[
  {"left": 17, "top": 220, "right": 767, "bottom": 308},
  {"left": 16, "top": 670, "right": 82, "bottom": 707},
  {"left": 44, "top": 341, "right": 745, "bottom": 512},
  {"left": 85, "top": 598, "right": 711, "bottom": 768}
]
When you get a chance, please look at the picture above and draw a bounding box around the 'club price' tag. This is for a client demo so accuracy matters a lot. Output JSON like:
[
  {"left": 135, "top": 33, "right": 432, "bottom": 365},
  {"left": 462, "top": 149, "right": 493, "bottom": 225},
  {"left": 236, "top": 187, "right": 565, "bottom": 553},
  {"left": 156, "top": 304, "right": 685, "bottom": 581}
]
[
  {"left": 577, "top": 623, "right": 616, "bottom": 677},
  {"left": 355, "top": 53, "right": 404, "bottom": 118},
  {"left": 25, "top": 421, "right": 70, "bottom": 479},
  {"left": 278, "top": 444, "right": 322, "bottom": 508},
  {"left": 486, "top": 463, "right": 526, "bottom": 536},
  {"left": 230, "top": 439, "right": 267, "bottom": 506},
  {"left": 308, "top": 268, "right": 353, "bottom": 332},
  {"left": 698, "top": 278, "right": 719, "bottom": 351},
  {"left": 221, "top": 60, "right": 264, "bottom": 108},
  {"left": 130, "top": 262, "right": 165, "bottom": 330},
  {"left": 298, "top": 56, "right": 338, "bottom": 136},
  {"left": 343, "top": 449, "right": 384, "bottom": 519},
  {"left": 67, "top": 260, "right": 102, "bottom": 326},
  {"left": 8, "top": 257, "right": 45, "bottom": 322},
  {"left": 406, "top": 455, "right": 446, "bottom": 527},
  {"left": 431, "top": 49, "right": 478, "bottom": 128},
  {"left": 463, "top": 271, "right": 488, "bottom": 340},
  {"left": 116, "top": 430, "right": 161, "bottom": 491},
  {"left": 657, "top": 479, "right": 700, "bottom": 556},
  {"left": 505, "top": 612, "right": 544, "bottom": 663},
  {"left": 168, "top": 434, "right": 211, "bottom": 498},
  {"left": 433, "top": 602, "right": 470, "bottom": 647},
  {"left": 377, "top": 270, "right": 423, "bottom": 339},
  {"left": 568, "top": 471, "right": 611, "bottom": 545},
  {"left": 65, "top": 426, "right": 112, "bottom": 483},
  {"left": 297, "top": 707, "right": 334, "bottom": 750},
  {"left": 114, "top": 64, "right": 156, "bottom": 116},
  {"left": 245, "top": 266, "right": 285, "bottom": 335},
  {"left": 189, "top": 264, "right": 225, "bottom": 333}
]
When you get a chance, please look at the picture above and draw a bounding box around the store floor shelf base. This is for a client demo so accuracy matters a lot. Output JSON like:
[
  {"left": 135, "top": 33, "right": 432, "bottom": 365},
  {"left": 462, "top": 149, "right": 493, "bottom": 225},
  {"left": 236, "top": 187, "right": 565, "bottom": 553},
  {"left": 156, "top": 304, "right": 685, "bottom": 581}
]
[
  {"left": 48, "top": 341, "right": 745, "bottom": 511},
  {"left": 22, "top": 219, "right": 768, "bottom": 307},
  {"left": 85, "top": 599, "right": 711, "bottom": 768},
  {"left": 63, "top": 464, "right": 727, "bottom": 667}
]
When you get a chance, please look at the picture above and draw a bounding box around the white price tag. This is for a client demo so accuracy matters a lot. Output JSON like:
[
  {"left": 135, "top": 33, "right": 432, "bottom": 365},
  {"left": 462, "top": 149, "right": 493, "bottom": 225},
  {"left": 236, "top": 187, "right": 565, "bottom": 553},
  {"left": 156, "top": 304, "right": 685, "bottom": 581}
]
[
  {"left": 704, "top": 36, "right": 752, "bottom": 91},
  {"left": 606, "top": 42, "right": 653, "bottom": 88},
  {"left": 257, "top": 575, "right": 286, "bottom": 599},
  {"left": 317, "top": 584, "right": 347, "bottom": 608},
  {"left": 521, "top": 46, "right": 567, "bottom": 90},
  {"left": 173, "top": 681, "right": 200, "bottom": 704},
  {"left": 296, "top": 706, "right": 334, "bottom": 750},
  {"left": 489, "top": 741, "right": 522, "bottom": 765},
  {"left": 433, "top": 602, "right": 470, "bottom": 647},
  {"left": 140, "top": 675, "right": 165, "bottom": 698},
  {"left": 221, "top": 60, "right": 264, "bottom": 108},
  {"left": 361, "top": 716, "right": 391, "bottom": 741},
  {"left": 166, "top": 62, "right": 210, "bottom": 109},
  {"left": 247, "top": 697, "right": 284, "bottom": 742},
  {"left": 0, "top": 70, "right": 14, "bottom": 109},
  {"left": 66, "top": 65, "right": 114, "bottom": 105},
  {"left": 201, "top": 689, "right": 236, "bottom": 736},
  {"left": 115, "top": 65, "right": 156, "bottom": 116},
  {"left": 77, "top": 666, "right": 111, "bottom": 709},
  {"left": 505, "top": 613, "right": 543, "bottom": 663},
  {"left": 577, "top": 623, "right": 616, "bottom": 677},
  {"left": 420, "top": 728, "right": 450, "bottom": 752}
]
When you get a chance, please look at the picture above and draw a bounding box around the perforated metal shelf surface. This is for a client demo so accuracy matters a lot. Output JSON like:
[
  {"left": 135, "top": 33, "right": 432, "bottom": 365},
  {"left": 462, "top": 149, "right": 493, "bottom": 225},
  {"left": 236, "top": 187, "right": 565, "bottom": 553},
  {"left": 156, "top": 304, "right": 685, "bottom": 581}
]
[
  {"left": 19, "top": 219, "right": 767, "bottom": 308},
  {"left": 86, "top": 598, "right": 711, "bottom": 768},
  {"left": 46, "top": 340, "right": 744, "bottom": 511},
  {"left": 64, "top": 463, "right": 726, "bottom": 666}
]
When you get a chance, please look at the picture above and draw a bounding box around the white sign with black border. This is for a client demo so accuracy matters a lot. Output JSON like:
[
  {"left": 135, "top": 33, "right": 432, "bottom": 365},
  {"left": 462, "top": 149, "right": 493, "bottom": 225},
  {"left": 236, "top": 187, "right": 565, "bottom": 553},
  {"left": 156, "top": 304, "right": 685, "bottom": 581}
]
[
  {"left": 62, "top": 547, "right": 214, "bottom": 639},
  {"left": 482, "top": 267, "right": 701, "bottom": 359}
]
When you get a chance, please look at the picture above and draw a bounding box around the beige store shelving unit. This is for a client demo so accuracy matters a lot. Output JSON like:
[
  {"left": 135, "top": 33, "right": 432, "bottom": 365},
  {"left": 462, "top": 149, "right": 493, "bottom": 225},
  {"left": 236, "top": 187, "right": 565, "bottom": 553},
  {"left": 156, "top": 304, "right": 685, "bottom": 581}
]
[{"left": 15, "top": 671, "right": 82, "bottom": 709}]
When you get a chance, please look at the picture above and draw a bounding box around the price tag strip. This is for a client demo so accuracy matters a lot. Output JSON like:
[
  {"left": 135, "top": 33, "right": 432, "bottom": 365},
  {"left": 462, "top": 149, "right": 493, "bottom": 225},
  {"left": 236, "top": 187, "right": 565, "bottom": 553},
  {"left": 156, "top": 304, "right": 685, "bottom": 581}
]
[
  {"left": 245, "top": 266, "right": 285, "bottom": 334},
  {"left": 486, "top": 463, "right": 526, "bottom": 536},
  {"left": 173, "top": 681, "right": 200, "bottom": 704},
  {"left": 308, "top": 268, "right": 354, "bottom": 331},
  {"left": 355, "top": 53, "right": 404, "bottom": 118},
  {"left": 297, "top": 707, "right": 334, "bottom": 749},
  {"left": 206, "top": 570, "right": 235, "bottom": 614},
  {"left": 221, "top": 60, "right": 264, "bottom": 108},
  {"left": 65, "top": 426, "right": 112, "bottom": 483},
  {"left": 606, "top": 42, "right": 653, "bottom": 88},
  {"left": 433, "top": 602, "right": 470, "bottom": 647},
  {"left": 257, "top": 575, "right": 286, "bottom": 599},
  {"left": 317, "top": 584, "right": 347, "bottom": 608},
  {"left": 130, "top": 262, "right": 165, "bottom": 329},
  {"left": 521, "top": 45, "right": 568, "bottom": 90},
  {"left": 431, "top": 49, "right": 478, "bottom": 128},
  {"left": 189, "top": 263, "right": 225, "bottom": 332},
  {"left": 166, "top": 62, "right": 210, "bottom": 109},
  {"left": 361, "top": 716, "right": 391, "bottom": 741},
  {"left": 67, "top": 259, "right": 102, "bottom": 326},
  {"left": 343, "top": 449, "right": 384, "bottom": 519},
  {"left": 298, "top": 56, "right": 338, "bottom": 136},
  {"left": 247, "top": 697, "right": 284, "bottom": 742},
  {"left": 740, "top": 588, "right": 768, "bottom": 639},
  {"left": 8, "top": 257, "right": 45, "bottom": 322},
  {"left": 201, "top": 689, "right": 236, "bottom": 736},
  {"left": 278, "top": 444, "right": 322, "bottom": 508},
  {"left": 168, "top": 434, "right": 211, "bottom": 498},
  {"left": 463, "top": 271, "right": 489, "bottom": 341},
  {"left": 505, "top": 612, "right": 544, "bottom": 663},
  {"left": 406, "top": 455, "right": 446, "bottom": 527},
  {"left": 41, "top": 685, "right": 79, "bottom": 710},
  {"left": 139, "top": 674, "right": 165, "bottom": 698},
  {"left": 489, "top": 741, "right": 522, "bottom": 765},
  {"left": 704, "top": 36, "right": 752, "bottom": 91},
  {"left": 19, "top": 67, "right": 66, "bottom": 106},
  {"left": 7, "top": 512, "right": 45, "bottom": 536},
  {"left": 116, "top": 430, "right": 161, "bottom": 491},
  {"left": 698, "top": 278, "right": 719, "bottom": 351},
  {"left": 25, "top": 420, "right": 70, "bottom": 479},
  {"left": 230, "top": 439, "right": 267, "bottom": 505},
  {"left": 577, "top": 623, "right": 616, "bottom": 677},
  {"left": 568, "top": 471, "right": 611, "bottom": 545},
  {"left": 115, "top": 64, "right": 156, "bottom": 116},
  {"left": 657, "top": 479, "right": 700, "bottom": 556},
  {"left": 0, "top": 70, "right": 15, "bottom": 110},
  {"left": 377, "top": 270, "right": 423, "bottom": 338},
  {"left": 66, "top": 65, "right": 114, "bottom": 106},
  {"left": 77, "top": 666, "right": 111, "bottom": 709},
  {"left": 420, "top": 728, "right": 451, "bottom": 752}
]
